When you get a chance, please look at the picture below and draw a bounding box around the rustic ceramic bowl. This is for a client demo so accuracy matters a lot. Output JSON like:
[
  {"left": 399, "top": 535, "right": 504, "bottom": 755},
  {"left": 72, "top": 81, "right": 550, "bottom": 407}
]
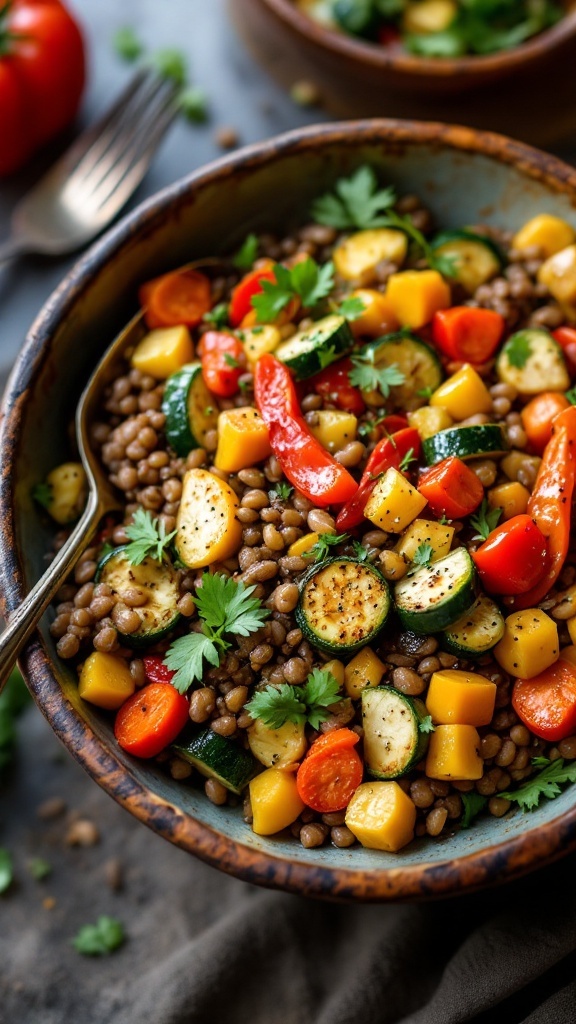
[
  {"left": 3, "top": 120, "right": 576, "bottom": 901},
  {"left": 230, "top": 0, "right": 576, "bottom": 147}
]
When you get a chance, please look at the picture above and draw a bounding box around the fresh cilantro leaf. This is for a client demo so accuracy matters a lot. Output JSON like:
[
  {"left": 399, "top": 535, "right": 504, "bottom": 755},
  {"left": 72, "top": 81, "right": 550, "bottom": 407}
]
[
  {"left": 416, "top": 386, "right": 434, "bottom": 400},
  {"left": 412, "top": 542, "right": 434, "bottom": 568},
  {"left": 233, "top": 233, "right": 259, "bottom": 270},
  {"left": 113, "top": 27, "right": 143, "bottom": 61},
  {"left": 499, "top": 757, "right": 576, "bottom": 811},
  {"left": 377, "top": 208, "right": 458, "bottom": 278},
  {"left": 399, "top": 447, "right": 416, "bottom": 472},
  {"left": 304, "top": 531, "right": 350, "bottom": 561},
  {"left": 531, "top": 755, "right": 552, "bottom": 768},
  {"left": 28, "top": 857, "right": 52, "bottom": 881},
  {"left": 270, "top": 482, "right": 293, "bottom": 502},
  {"left": 124, "top": 509, "right": 177, "bottom": 565},
  {"left": 566, "top": 386, "right": 576, "bottom": 406},
  {"left": 348, "top": 349, "right": 406, "bottom": 396},
  {"left": 302, "top": 669, "right": 342, "bottom": 729},
  {"left": 203, "top": 303, "right": 229, "bottom": 328},
  {"left": 72, "top": 916, "right": 125, "bottom": 956},
  {"left": 223, "top": 352, "right": 240, "bottom": 368},
  {"left": 0, "top": 849, "right": 13, "bottom": 894},
  {"left": 312, "top": 166, "right": 397, "bottom": 231},
  {"left": 418, "top": 715, "right": 435, "bottom": 734},
  {"left": 352, "top": 540, "right": 370, "bottom": 562},
  {"left": 179, "top": 86, "right": 208, "bottom": 123},
  {"left": 358, "top": 412, "right": 389, "bottom": 440},
  {"left": 336, "top": 296, "right": 366, "bottom": 322},
  {"left": 470, "top": 499, "right": 502, "bottom": 542},
  {"left": 164, "top": 632, "right": 220, "bottom": 694},
  {"left": 149, "top": 49, "right": 187, "bottom": 87},
  {"left": 32, "top": 482, "right": 52, "bottom": 510},
  {"left": 460, "top": 792, "right": 488, "bottom": 829},
  {"left": 251, "top": 257, "right": 335, "bottom": 322},
  {"left": 439, "top": 514, "right": 451, "bottom": 525},
  {"left": 505, "top": 333, "right": 532, "bottom": 369},
  {"left": 245, "top": 683, "right": 307, "bottom": 729},
  {"left": 251, "top": 263, "right": 294, "bottom": 321}
]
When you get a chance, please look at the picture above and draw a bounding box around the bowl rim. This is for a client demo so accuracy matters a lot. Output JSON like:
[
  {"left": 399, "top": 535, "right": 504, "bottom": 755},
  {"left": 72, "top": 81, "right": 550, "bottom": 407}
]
[
  {"left": 4, "top": 118, "right": 576, "bottom": 901},
  {"left": 258, "top": 0, "right": 576, "bottom": 78}
]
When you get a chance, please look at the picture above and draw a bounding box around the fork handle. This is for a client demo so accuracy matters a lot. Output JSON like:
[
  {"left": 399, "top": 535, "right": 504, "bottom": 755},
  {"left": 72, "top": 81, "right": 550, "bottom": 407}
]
[
  {"left": 0, "top": 495, "right": 103, "bottom": 695},
  {"left": 0, "top": 236, "right": 30, "bottom": 266}
]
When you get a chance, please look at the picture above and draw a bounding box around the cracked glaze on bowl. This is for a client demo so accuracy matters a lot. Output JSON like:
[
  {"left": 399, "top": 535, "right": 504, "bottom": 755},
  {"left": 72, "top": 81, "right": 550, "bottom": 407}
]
[{"left": 2, "top": 120, "right": 576, "bottom": 901}]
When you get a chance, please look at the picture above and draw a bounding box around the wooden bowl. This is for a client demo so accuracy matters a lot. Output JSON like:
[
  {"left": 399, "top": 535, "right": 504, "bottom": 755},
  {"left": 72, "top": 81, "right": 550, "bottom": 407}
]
[
  {"left": 229, "top": 0, "right": 576, "bottom": 147},
  {"left": 3, "top": 120, "right": 576, "bottom": 901}
]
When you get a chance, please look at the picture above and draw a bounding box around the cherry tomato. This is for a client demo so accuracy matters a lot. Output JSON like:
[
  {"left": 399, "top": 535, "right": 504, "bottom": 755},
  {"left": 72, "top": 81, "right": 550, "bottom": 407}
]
[{"left": 472, "top": 514, "right": 549, "bottom": 595}]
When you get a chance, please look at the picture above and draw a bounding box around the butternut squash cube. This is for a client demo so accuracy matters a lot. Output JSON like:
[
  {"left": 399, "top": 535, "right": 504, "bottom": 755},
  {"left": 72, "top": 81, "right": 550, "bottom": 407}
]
[
  {"left": 364, "top": 467, "right": 427, "bottom": 533},
  {"left": 250, "top": 768, "right": 305, "bottom": 835},
  {"left": 430, "top": 364, "right": 492, "bottom": 420},
  {"left": 425, "top": 724, "right": 483, "bottom": 781},
  {"left": 334, "top": 229, "right": 408, "bottom": 281},
  {"left": 487, "top": 481, "right": 529, "bottom": 520},
  {"left": 78, "top": 652, "right": 136, "bottom": 710},
  {"left": 408, "top": 405, "right": 453, "bottom": 440},
  {"left": 349, "top": 288, "right": 400, "bottom": 337},
  {"left": 538, "top": 245, "right": 576, "bottom": 319},
  {"left": 309, "top": 410, "right": 358, "bottom": 452},
  {"left": 345, "top": 781, "right": 416, "bottom": 852},
  {"left": 426, "top": 669, "right": 497, "bottom": 726},
  {"left": 386, "top": 270, "right": 451, "bottom": 329},
  {"left": 494, "top": 609, "right": 559, "bottom": 679},
  {"left": 344, "top": 647, "right": 387, "bottom": 699},
  {"left": 394, "top": 518, "right": 454, "bottom": 562},
  {"left": 513, "top": 214, "right": 575, "bottom": 259},
  {"left": 323, "top": 659, "right": 346, "bottom": 687},
  {"left": 242, "top": 324, "right": 281, "bottom": 366},
  {"left": 403, "top": 0, "right": 457, "bottom": 32},
  {"left": 45, "top": 462, "right": 87, "bottom": 525},
  {"left": 247, "top": 720, "right": 307, "bottom": 769},
  {"left": 214, "top": 406, "right": 271, "bottom": 473},
  {"left": 131, "top": 326, "right": 194, "bottom": 379},
  {"left": 287, "top": 532, "right": 321, "bottom": 558}
]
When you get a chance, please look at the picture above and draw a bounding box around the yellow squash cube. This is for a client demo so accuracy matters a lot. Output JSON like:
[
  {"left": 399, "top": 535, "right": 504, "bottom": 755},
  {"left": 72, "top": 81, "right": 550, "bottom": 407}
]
[
  {"left": 494, "top": 609, "right": 559, "bottom": 679},
  {"left": 560, "top": 645, "right": 576, "bottom": 667},
  {"left": 334, "top": 229, "right": 408, "bottom": 281},
  {"left": 349, "top": 288, "right": 400, "bottom": 337},
  {"left": 364, "top": 467, "right": 427, "bottom": 533},
  {"left": 250, "top": 768, "right": 305, "bottom": 836},
  {"left": 242, "top": 324, "right": 281, "bottom": 366},
  {"left": 344, "top": 647, "right": 387, "bottom": 700},
  {"left": 247, "top": 720, "right": 307, "bottom": 769},
  {"left": 175, "top": 469, "right": 243, "bottom": 568},
  {"left": 45, "top": 462, "right": 87, "bottom": 525},
  {"left": 287, "top": 532, "right": 321, "bottom": 558},
  {"left": 394, "top": 518, "right": 454, "bottom": 562},
  {"left": 131, "top": 326, "right": 194, "bottom": 379},
  {"left": 487, "top": 481, "right": 529, "bottom": 520},
  {"left": 513, "top": 214, "right": 575, "bottom": 258},
  {"left": 386, "top": 270, "right": 451, "bottom": 329},
  {"left": 538, "top": 244, "right": 576, "bottom": 318},
  {"left": 345, "top": 781, "right": 416, "bottom": 852},
  {"left": 425, "top": 725, "right": 483, "bottom": 781},
  {"left": 403, "top": 0, "right": 457, "bottom": 32},
  {"left": 426, "top": 669, "right": 497, "bottom": 726},
  {"left": 78, "top": 652, "right": 136, "bottom": 710},
  {"left": 430, "top": 364, "right": 492, "bottom": 421},
  {"left": 408, "top": 405, "right": 453, "bottom": 440},
  {"left": 214, "top": 406, "right": 271, "bottom": 473},
  {"left": 323, "top": 659, "right": 346, "bottom": 687},
  {"left": 309, "top": 410, "right": 358, "bottom": 452}
]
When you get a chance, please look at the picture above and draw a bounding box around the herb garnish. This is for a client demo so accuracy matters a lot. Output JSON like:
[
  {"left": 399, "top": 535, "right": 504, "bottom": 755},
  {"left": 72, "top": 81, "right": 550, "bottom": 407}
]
[
  {"left": 303, "top": 532, "right": 350, "bottom": 561},
  {"left": 499, "top": 756, "right": 576, "bottom": 811},
  {"left": 72, "top": 916, "right": 125, "bottom": 957},
  {"left": 566, "top": 386, "right": 576, "bottom": 406},
  {"left": 419, "top": 715, "right": 435, "bottom": 734},
  {"left": 164, "top": 574, "right": 269, "bottom": 693},
  {"left": 352, "top": 540, "right": 371, "bottom": 562},
  {"left": 203, "top": 303, "right": 229, "bottom": 328},
  {"left": 0, "top": 667, "right": 30, "bottom": 781},
  {"left": 245, "top": 668, "right": 341, "bottom": 729},
  {"left": 505, "top": 333, "right": 533, "bottom": 369},
  {"left": 399, "top": 447, "right": 416, "bottom": 472},
  {"left": 416, "top": 385, "right": 434, "bottom": 400},
  {"left": 405, "top": 0, "right": 562, "bottom": 59},
  {"left": 179, "top": 86, "right": 209, "bottom": 123},
  {"left": 335, "top": 295, "right": 367, "bottom": 322},
  {"left": 31, "top": 482, "right": 53, "bottom": 510},
  {"left": 223, "top": 353, "right": 240, "bottom": 368},
  {"left": 28, "top": 857, "right": 52, "bottom": 881},
  {"left": 411, "top": 542, "right": 434, "bottom": 569},
  {"left": 124, "top": 509, "right": 177, "bottom": 566},
  {"left": 348, "top": 349, "right": 406, "bottom": 396},
  {"left": 233, "top": 233, "right": 259, "bottom": 270},
  {"left": 0, "top": 849, "right": 13, "bottom": 895},
  {"left": 270, "top": 481, "right": 293, "bottom": 502},
  {"left": 460, "top": 792, "right": 488, "bottom": 829},
  {"left": 358, "top": 412, "right": 390, "bottom": 440},
  {"left": 251, "top": 258, "right": 335, "bottom": 322},
  {"left": 469, "top": 499, "right": 502, "bottom": 542}
]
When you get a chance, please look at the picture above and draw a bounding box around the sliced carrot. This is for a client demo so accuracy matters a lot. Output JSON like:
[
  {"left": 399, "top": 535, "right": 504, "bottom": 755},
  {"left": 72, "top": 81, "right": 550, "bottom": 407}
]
[
  {"left": 114, "top": 682, "right": 189, "bottom": 759},
  {"left": 296, "top": 746, "right": 363, "bottom": 813},
  {"left": 139, "top": 269, "right": 212, "bottom": 329},
  {"left": 304, "top": 727, "right": 360, "bottom": 762},
  {"left": 520, "top": 392, "right": 571, "bottom": 455}
]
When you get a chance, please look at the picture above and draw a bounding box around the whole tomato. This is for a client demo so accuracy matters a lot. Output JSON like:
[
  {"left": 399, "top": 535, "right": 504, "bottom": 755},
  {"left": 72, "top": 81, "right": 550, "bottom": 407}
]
[{"left": 0, "top": 0, "right": 85, "bottom": 176}]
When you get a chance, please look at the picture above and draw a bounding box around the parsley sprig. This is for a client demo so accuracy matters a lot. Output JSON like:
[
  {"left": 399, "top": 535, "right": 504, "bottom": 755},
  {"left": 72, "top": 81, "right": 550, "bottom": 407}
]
[
  {"left": 348, "top": 348, "right": 406, "bottom": 395},
  {"left": 460, "top": 792, "right": 488, "bottom": 829},
  {"left": 405, "top": 0, "right": 562, "bottom": 58},
  {"left": 419, "top": 715, "right": 435, "bottom": 734},
  {"left": 72, "top": 916, "right": 125, "bottom": 957},
  {"left": 399, "top": 447, "right": 417, "bottom": 472},
  {"left": 203, "top": 302, "right": 229, "bottom": 328},
  {"left": 0, "top": 848, "right": 13, "bottom": 894},
  {"left": 504, "top": 333, "right": 533, "bottom": 369},
  {"left": 32, "top": 482, "right": 53, "bottom": 510},
  {"left": 251, "top": 258, "right": 335, "bottom": 323},
  {"left": 245, "top": 668, "right": 341, "bottom": 730},
  {"left": 335, "top": 295, "right": 367, "bottom": 321},
  {"left": 233, "top": 233, "right": 259, "bottom": 270},
  {"left": 410, "top": 542, "right": 434, "bottom": 571},
  {"left": 499, "top": 757, "right": 576, "bottom": 811},
  {"left": 304, "top": 531, "right": 350, "bottom": 561},
  {"left": 124, "top": 509, "right": 177, "bottom": 565},
  {"left": 269, "top": 481, "right": 294, "bottom": 502},
  {"left": 164, "top": 574, "right": 270, "bottom": 693},
  {"left": 469, "top": 499, "right": 502, "bottom": 542}
]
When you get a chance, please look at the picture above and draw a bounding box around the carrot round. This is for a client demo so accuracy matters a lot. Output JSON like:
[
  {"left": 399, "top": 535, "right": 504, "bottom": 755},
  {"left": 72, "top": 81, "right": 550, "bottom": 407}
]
[
  {"left": 304, "top": 727, "right": 360, "bottom": 762},
  {"left": 114, "top": 682, "right": 189, "bottom": 759},
  {"left": 296, "top": 746, "right": 363, "bottom": 813},
  {"left": 139, "top": 269, "right": 212, "bottom": 329},
  {"left": 520, "top": 392, "right": 571, "bottom": 455}
]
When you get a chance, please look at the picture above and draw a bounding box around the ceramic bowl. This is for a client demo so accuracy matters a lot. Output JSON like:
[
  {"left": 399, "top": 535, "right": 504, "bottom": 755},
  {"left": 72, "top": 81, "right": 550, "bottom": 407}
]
[
  {"left": 3, "top": 120, "right": 576, "bottom": 902},
  {"left": 229, "top": 0, "right": 576, "bottom": 147}
]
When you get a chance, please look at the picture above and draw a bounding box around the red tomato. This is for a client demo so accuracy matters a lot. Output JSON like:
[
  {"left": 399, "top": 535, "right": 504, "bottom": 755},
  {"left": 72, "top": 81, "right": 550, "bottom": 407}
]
[
  {"left": 229, "top": 263, "right": 276, "bottom": 327},
  {"left": 311, "top": 358, "right": 365, "bottom": 416},
  {"left": 0, "top": 0, "right": 85, "bottom": 176},
  {"left": 552, "top": 327, "right": 576, "bottom": 375},
  {"left": 418, "top": 457, "right": 484, "bottom": 519},
  {"left": 432, "top": 307, "right": 505, "bottom": 364},
  {"left": 199, "top": 330, "right": 245, "bottom": 397},
  {"left": 513, "top": 660, "right": 576, "bottom": 741},
  {"left": 472, "top": 514, "right": 549, "bottom": 595},
  {"left": 114, "top": 683, "right": 189, "bottom": 759},
  {"left": 143, "top": 655, "right": 176, "bottom": 686}
]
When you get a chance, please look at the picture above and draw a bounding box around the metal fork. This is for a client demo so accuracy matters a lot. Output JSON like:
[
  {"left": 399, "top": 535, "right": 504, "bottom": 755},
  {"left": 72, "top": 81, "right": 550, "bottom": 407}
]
[{"left": 0, "top": 68, "right": 180, "bottom": 265}]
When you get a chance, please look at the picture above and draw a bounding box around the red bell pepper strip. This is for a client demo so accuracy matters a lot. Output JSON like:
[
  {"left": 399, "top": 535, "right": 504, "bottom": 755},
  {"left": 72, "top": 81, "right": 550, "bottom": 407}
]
[
  {"left": 335, "top": 427, "right": 421, "bottom": 532},
  {"left": 418, "top": 457, "right": 484, "bottom": 519},
  {"left": 512, "top": 659, "right": 576, "bottom": 741},
  {"left": 472, "top": 514, "right": 549, "bottom": 595},
  {"left": 511, "top": 405, "right": 576, "bottom": 609},
  {"left": 143, "top": 655, "right": 176, "bottom": 686},
  {"left": 432, "top": 307, "right": 505, "bottom": 364},
  {"left": 229, "top": 262, "right": 276, "bottom": 327},
  {"left": 552, "top": 327, "right": 576, "bottom": 375},
  {"left": 520, "top": 392, "right": 571, "bottom": 455},
  {"left": 311, "top": 358, "right": 366, "bottom": 416},
  {"left": 198, "top": 331, "right": 244, "bottom": 397},
  {"left": 254, "top": 355, "right": 358, "bottom": 507}
]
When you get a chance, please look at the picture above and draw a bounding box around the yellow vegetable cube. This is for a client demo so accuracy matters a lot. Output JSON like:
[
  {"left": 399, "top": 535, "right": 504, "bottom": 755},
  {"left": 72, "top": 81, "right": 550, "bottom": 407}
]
[
  {"left": 309, "top": 410, "right": 358, "bottom": 452},
  {"left": 175, "top": 468, "right": 243, "bottom": 568},
  {"left": 425, "top": 725, "right": 483, "bottom": 781},
  {"left": 45, "top": 462, "right": 87, "bottom": 525},
  {"left": 567, "top": 615, "right": 576, "bottom": 646},
  {"left": 513, "top": 214, "right": 575, "bottom": 258},
  {"left": 334, "top": 229, "right": 408, "bottom": 281},
  {"left": 345, "top": 781, "right": 416, "bottom": 852},
  {"left": 408, "top": 405, "right": 453, "bottom": 440},
  {"left": 364, "top": 467, "right": 427, "bottom": 533},
  {"left": 287, "top": 532, "right": 321, "bottom": 558},
  {"left": 394, "top": 518, "right": 454, "bottom": 562},
  {"left": 430, "top": 365, "right": 492, "bottom": 421},
  {"left": 538, "top": 244, "right": 576, "bottom": 319},
  {"left": 386, "top": 270, "right": 451, "bottom": 329},
  {"left": 214, "top": 406, "right": 271, "bottom": 473},
  {"left": 494, "top": 609, "right": 559, "bottom": 679},
  {"left": 403, "top": 0, "right": 457, "bottom": 33},
  {"left": 349, "top": 288, "right": 400, "bottom": 337},
  {"left": 560, "top": 644, "right": 576, "bottom": 667},
  {"left": 131, "top": 326, "right": 194, "bottom": 379},
  {"left": 488, "top": 481, "right": 529, "bottom": 520},
  {"left": 247, "top": 720, "right": 307, "bottom": 768},
  {"left": 250, "top": 768, "right": 305, "bottom": 836},
  {"left": 426, "top": 669, "right": 497, "bottom": 726},
  {"left": 323, "top": 659, "right": 346, "bottom": 687},
  {"left": 78, "top": 652, "right": 136, "bottom": 710},
  {"left": 344, "top": 647, "right": 386, "bottom": 699},
  {"left": 242, "top": 324, "right": 281, "bottom": 366}
]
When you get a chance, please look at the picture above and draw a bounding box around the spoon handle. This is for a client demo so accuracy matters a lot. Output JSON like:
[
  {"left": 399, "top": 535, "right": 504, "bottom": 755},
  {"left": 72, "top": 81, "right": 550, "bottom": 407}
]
[
  {"left": 0, "top": 236, "right": 30, "bottom": 266},
  {"left": 0, "top": 497, "right": 103, "bottom": 695}
]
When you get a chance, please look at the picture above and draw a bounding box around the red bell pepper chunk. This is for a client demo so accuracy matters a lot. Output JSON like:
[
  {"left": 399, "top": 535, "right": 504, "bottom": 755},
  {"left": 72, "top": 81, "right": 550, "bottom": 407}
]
[
  {"left": 311, "top": 357, "right": 366, "bottom": 416},
  {"left": 432, "top": 307, "right": 505, "bottom": 364},
  {"left": 229, "top": 262, "right": 276, "bottom": 327},
  {"left": 335, "top": 427, "right": 421, "bottom": 532},
  {"left": 552, "top": 326, "right": 576, "bottom": 375},
  {"left": 418, "top": 457, "right": 484, "bottom": 519},
  {"left": 511, "top": 406, "right": 576, "bottom": 609},
  {"left": 520, "top": 391, "right": 571, "bottom": 455},
  {"left": 472, "top": 514, "right": 549, "bottom": 596},
  {"left": 143, "top": 655, "right": 176, "bottom": 686},
  {"left": 199, "top": 330, "right": 244, "bottom": 397},
  {"left": 254, "top": 355, "right": 358, "bottom": 507},
  {"left": 512, "top": 660, "right": 576, "bottom": 742},
  {"left": 114, "top": 683, "right": 189, "bottom": 760}
]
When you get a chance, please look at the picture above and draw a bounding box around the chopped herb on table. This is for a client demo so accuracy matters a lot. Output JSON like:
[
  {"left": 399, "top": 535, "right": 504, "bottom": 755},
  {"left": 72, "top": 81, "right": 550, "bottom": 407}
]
[
  {"left": 0, "top": 848, "right": 13, "bottom": 894},
  {"left": 72, "top": 916, "right": 125, "bottom": 956}
]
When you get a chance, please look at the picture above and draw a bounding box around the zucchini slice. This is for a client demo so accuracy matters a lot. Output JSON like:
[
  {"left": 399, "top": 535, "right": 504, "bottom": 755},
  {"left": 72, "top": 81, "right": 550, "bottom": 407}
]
[
  {"left": 442, "top": 593, "right": 505, "bottom": 657},
  {"left": 362, "top": 688, "right": 429, "bottom": 779},
  {"left": 496, "top": 329, "right": 570, "bottom": 395},
  {"left": 296, "top": 557, "right": 391, "bottom": 655},
  {"left": 162, "top": 362, "right": 219, "bottom": 457},
  {"left": 430, "top": 230, "right": 504, "bottom": 293},
  {"left": 172, "top": 728, "right": 257, "bottom": 794},
  {"left": 361, "top": 332, "right": 443, "bottom": 411},
  {"left": 274, "top": 314, "right": 353, "bottom": 380},
  {"left": 394, "top": 547, "right": 478, "bottom": 633},
  {"left": 422, "top": 424, "right": 509, "bottom": 466},
  {"left": 96, "top": 547, "right": 181, "bottom": 647},
  {"left": 175, "top": 468, "right": 243, "bottom": 569}
]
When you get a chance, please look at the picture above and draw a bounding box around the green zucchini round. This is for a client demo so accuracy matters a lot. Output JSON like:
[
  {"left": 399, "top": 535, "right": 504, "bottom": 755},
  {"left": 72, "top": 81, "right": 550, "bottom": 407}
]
[
  {"left": 442, "top": 593, "right": 505, "bottom": 657},
  {"left": 95, "top": 546, "right": 181, "bottom": 648},
  {"left": 496, "top": 329, "right": 570, "bottom": 395},
  {"left": 295, "top": 556, "right": 391, "bottom": 656},
  {"left": 361, "top": 332, "right": 443, "bottom": 411},
  {"left": 362, "top": 688, "right": 430, "bottom": 779},
  {"left": 430, "top": 230, "right": 504, "bottom": 293},
  {"left": 162, "top": 361, "right": 219, "bottom": 457},
  {"left": 422, "top": 424, "right": 509, "bottom": 466},
  {"left": 172, "top": 727, "right": 257, "bottom": 794},
  {"left": 394, "top": 547, "right": 478, "bottom": 634},
  {"left": 274, "top": 314, "right": 353, "bottom": 380}
]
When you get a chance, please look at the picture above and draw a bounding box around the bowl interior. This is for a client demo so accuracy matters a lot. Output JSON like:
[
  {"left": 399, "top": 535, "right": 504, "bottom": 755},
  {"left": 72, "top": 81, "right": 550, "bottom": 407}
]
[{"left": 5, "top": 122, "right": 576, "bottom": 899}]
